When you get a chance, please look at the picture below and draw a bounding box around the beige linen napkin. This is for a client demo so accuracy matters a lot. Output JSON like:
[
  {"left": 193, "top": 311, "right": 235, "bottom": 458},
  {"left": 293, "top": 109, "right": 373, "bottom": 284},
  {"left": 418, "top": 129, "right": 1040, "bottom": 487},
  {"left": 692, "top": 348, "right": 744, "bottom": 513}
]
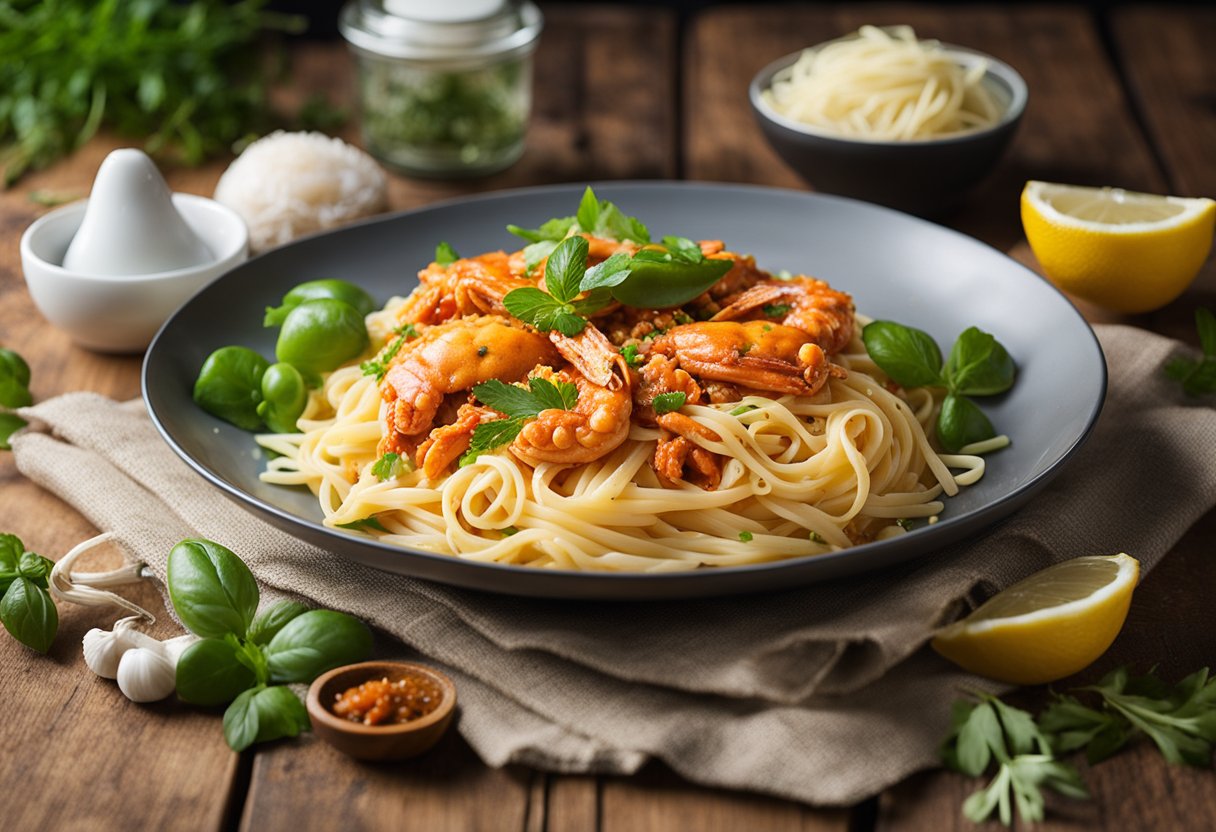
[{"left": 12, "top": 324, "right": 1216, "bottom": 805}]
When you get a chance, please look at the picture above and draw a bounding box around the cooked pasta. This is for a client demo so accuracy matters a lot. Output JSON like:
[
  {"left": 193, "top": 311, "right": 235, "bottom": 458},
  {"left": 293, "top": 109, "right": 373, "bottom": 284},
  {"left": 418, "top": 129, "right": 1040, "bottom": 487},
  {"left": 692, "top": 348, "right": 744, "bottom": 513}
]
[
  {"left": 763, "top": 25, "right": 1002, "bottom": 140},
  {"left": 258, "top": 223, "right": 994, "bottom": 573}
]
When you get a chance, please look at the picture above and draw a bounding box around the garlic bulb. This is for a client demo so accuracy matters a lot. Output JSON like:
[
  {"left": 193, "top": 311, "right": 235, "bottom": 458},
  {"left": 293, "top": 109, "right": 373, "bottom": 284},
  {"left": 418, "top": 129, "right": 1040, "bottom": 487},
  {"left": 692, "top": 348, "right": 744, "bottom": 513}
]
[
  {"left": 82, "top": 616, "right": 164, "bottom": 679},
  {"left": 116, "top": 647, "right": 177, "bottom": 703}
]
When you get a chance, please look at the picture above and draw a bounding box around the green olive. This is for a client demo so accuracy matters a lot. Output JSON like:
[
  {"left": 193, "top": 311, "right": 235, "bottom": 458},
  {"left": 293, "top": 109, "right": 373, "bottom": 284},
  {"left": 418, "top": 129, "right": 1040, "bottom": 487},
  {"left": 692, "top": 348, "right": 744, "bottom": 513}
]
[
  {"left": 256, "top": 363, "right": 308, "bottom": 434},
  {"left": 274, "top": 299, "right": 369, "bottom": 377},
  {"left": 264, "top": 280, "right": 376, "bottom": 328},
  {"left": 193, "top": 346, "right": 270, "bottom": 431},
  {"left": 0, "top": 347, "right": 33, "bottom": 409}
]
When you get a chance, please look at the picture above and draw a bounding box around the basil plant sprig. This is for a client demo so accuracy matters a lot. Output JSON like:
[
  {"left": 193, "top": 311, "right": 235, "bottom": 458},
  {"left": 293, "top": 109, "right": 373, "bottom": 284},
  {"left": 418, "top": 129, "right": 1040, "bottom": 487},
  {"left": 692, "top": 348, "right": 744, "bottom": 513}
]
[
  {"left": 0, "top": 533, "right": 58, "bottom": 653},
  {"left": 502, "top": 187, "right": 732, "bottom": 327},
  {"left": 861, "top": 321, "right": 1016, "bottom": 452},
  {"left": 0, "top": 346, "right": 32, "bottom": 450},
  {"left": 167, "top": 539, "right": 372, "bottom": 752}
]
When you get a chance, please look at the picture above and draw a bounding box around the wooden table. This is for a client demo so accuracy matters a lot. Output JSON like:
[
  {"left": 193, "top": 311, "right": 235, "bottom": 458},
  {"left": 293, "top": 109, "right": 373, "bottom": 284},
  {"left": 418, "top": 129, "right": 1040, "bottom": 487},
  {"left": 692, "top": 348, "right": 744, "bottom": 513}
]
[{"left": 2, "top": 4, "right": 1215, "bottom": 829}]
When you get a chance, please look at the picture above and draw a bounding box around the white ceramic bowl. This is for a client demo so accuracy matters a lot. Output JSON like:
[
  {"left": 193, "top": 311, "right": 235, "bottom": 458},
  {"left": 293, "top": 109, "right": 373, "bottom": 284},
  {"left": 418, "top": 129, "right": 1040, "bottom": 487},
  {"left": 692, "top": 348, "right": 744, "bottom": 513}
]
[{"left": 20, "top": 194, "right": 248, "bottom": 353}]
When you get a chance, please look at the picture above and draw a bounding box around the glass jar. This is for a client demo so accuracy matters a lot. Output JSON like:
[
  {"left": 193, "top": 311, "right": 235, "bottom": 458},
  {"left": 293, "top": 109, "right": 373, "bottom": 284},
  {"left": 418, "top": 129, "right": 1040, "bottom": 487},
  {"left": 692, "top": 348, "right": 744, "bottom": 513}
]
[{"left": 339, "top": 0, "right": 542, "bottom": 178}]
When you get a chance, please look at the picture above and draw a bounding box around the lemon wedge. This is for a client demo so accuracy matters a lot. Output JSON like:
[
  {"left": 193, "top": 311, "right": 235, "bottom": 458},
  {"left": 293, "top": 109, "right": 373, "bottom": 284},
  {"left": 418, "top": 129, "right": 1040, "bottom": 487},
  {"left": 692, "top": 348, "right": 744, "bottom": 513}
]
[
  {"left": 932, "top": 554, "right": 1140, "bottom": 685},
  {"left": 1021, "top": 181, "right": 1215, "bottom": 313}
]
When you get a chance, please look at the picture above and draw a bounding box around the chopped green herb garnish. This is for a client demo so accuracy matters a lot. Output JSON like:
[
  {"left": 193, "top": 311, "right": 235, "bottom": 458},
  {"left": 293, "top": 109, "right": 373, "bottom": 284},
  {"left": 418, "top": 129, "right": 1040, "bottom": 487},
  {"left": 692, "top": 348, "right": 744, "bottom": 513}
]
[
  {"left": 738, "top": 530, "right": 754, "bottom": 543},
  {"left": 371, "top": 452, "right": 412, "bottom": 481},
  {"left": 360, "top": 324, "right": 419, "bottom": 382},
  {"left": 809, "top": 531, "right": 825, "bottom": 544},
  {"left": 729, "top": 404, "right": 757, "bottom": 416},
  {"left": 459, "top": 376, "right": 580, "bottom": 465},
  {"left": 673, "top": 311, "right": 694, "bottom": 325},
  {"left": 651, "top": 392, "right": 686, "bottom": 415},
  {"left": 500, "top": 526, "right": 519, "bottom": 537},
  {"left": 896, "top": 518, "right": 914, "bottom": 531},
  {"left": 642, "top": 328, "right": 667, "bottom": 342},
  {"left": 737, "top": 343, "right": 753, "bottom": 356},
  {"left": 762, "top": 303, "right": 792, "bottom": 317},
  {"left": 435, "top": 241, "right": 460, "bottom": 266},
  {"left": 619, "top": 344, "right": 644, "bottom": 368},
  {"left": 337, "top": 516, "right": 389, "bottom": 533}
]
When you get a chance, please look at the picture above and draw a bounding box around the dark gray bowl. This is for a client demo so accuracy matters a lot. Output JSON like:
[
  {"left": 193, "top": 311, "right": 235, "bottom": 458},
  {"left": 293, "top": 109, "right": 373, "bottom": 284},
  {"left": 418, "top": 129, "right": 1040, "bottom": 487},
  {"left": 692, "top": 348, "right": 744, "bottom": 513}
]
[
  {"left": 144, "top": 182, "right": 1103, "bottom": 600},
  {"left": 750, "top": 45, "right": 1028, "bottom": 216}
]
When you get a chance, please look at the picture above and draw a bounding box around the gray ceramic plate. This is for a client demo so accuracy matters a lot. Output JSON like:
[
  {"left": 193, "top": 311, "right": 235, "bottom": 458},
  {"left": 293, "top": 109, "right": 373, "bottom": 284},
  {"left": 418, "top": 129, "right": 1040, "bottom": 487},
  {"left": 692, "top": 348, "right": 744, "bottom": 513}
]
[{"left": 143, "top": 182, "right": 1105, "bottom": 599}]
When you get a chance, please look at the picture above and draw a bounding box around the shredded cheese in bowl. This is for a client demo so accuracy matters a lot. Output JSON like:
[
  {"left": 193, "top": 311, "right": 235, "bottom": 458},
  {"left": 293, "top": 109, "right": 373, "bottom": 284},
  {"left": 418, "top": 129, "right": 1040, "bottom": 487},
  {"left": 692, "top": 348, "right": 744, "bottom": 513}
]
[{"left": 762, "top": 25, "right": 1003, "bottom": 141}]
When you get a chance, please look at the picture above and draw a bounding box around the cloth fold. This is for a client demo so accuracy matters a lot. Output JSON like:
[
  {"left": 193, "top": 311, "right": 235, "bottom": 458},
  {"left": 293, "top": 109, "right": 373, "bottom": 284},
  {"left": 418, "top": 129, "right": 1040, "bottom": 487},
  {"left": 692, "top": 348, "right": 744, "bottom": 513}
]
[{"left": 12, "top": 324, "right": 1216, "bottom": 805}]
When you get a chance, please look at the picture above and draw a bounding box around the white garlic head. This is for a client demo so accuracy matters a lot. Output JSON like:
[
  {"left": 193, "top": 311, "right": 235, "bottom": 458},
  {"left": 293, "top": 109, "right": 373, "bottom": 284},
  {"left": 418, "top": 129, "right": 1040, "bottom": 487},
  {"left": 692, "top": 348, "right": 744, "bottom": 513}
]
[
  {"left": 82, "top": 627, "right": 130, "bottom": 679},
  {"left": 116, "top": 647, "right": 176, "bottom": 703}
]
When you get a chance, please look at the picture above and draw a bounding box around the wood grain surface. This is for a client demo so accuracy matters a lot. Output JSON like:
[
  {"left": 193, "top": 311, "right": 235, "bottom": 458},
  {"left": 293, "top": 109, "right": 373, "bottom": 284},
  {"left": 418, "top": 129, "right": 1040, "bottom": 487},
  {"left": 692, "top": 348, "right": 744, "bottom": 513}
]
[{"left": 1, "top": 4, "right": 1214, "bottom": 831}]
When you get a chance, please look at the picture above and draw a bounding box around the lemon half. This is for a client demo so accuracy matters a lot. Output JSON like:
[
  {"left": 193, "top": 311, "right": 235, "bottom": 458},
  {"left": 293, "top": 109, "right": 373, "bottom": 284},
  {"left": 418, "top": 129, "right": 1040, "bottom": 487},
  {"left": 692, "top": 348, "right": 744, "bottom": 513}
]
[
  {"left": 932, "top": 554, "right": 1140, "bottom": 685},
  {"left": 1021, "top": 181, "right": 1214, "bottom": 313}
]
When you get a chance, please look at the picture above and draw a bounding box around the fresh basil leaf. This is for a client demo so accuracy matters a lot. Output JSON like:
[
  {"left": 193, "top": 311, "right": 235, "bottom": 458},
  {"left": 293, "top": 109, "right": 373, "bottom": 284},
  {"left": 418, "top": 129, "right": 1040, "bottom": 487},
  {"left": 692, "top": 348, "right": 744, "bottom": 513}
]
[
  {"left": 251, "top": 685, "right": 310, "bottom": 745},
  {"left": 608, "top": 257, "right": 733, "bottom": 309},
  {"left": 223, "top": 687, "right": 261, "bottom": 752},
  {"left": 17, "top": 550, "right": 53, "bottom": 585},
  {"left": 1197, "top": 308, "right": 1216, "bottom": 357},
  {"left": 232, "top": 638, "right": 270, "bottom": 686},
  {"left": 544, "top": 235, "right": 589, "bottom": 304},
  {"left": 944, "top": 327, "right": 1016, "bottom": 396},
  {"left": 576, "top": 187, "right": 601, "bottom": 237},
  {"left": 167, "top": 539, "right": 260, "bottom": 640},
  {"left": 652, "top": 392, "right": 686, "bottom": 415},
  {"left": 937, "top": 393, "right": 996, "bottom": 453},
  {"left": 0, "top": 577, "right": 57, "bottom": 653},
  {"left": 528, "top": 377, "right": 578, "bottom": 411},
  {"left": 861, "top": 321, "right": 943, "bottom": 388},
  {"left": 507, "top": 216, "right": 576, "bottom": 244},
  {"left": 461, "top": 418, "right": 525, "bottom": 465},
  {"left": 0, "top": 534, "right": 22, "bottom": 572},
  {"left": 264, "top": 609, "right": 372, "bottom": 684},
  {"left": 247, "top": 600, "right": 311, "bottom": 646},
  {"left": 175, "top": 637, "right": 258, "bottom": 706},
  {"left": 0, "top": 413, "right": 27, "bottom": 450},
  {"left": 435, "top": 241, "right": 459, "bottom": 265},
  {"left": 0, "top": 348, "right": 33, "bottom": 409},
  {"left": 579, "top": 252, "right": 633, "bottom": 291}
]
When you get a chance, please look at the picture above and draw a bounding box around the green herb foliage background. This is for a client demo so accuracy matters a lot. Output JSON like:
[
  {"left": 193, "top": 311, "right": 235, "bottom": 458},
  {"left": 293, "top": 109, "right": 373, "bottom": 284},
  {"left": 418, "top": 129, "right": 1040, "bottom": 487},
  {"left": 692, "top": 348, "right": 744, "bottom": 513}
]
[{"left": 0, "top": 0, "right": 303, "bottom": 186}]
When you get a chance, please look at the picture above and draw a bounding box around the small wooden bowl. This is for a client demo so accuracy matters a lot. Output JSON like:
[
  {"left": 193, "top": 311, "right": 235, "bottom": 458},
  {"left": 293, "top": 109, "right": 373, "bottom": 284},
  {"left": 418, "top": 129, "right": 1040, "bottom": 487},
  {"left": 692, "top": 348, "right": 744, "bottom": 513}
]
[{"left": 306, "top": 661, "right": 456, "bottom": 761}]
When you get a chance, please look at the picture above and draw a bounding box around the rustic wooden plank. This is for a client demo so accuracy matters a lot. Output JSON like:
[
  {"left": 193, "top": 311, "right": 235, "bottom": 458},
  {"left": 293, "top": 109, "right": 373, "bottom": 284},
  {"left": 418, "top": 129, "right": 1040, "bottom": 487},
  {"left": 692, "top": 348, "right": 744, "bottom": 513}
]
[
  {"left": 684, "top": 4, "right": 1166, "bottom": 254},
  {"left": 239, "top": 729, "right": 533, "bottom": 832},
  {"left": 545, "top": 775, "right": 600, "bottom": 832},
  {"left": 1111, "top": 6, "right": 1216, "bottom": 199},
  {"left": 601, "top": 764, "right": 851, "bottom": 832}
]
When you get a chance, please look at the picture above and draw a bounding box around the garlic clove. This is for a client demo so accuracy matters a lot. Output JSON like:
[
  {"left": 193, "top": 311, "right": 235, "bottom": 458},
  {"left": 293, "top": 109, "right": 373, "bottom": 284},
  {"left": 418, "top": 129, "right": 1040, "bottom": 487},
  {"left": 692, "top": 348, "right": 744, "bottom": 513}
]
[
  {"left": 82, "top": 627, "right": 130, "bottom": 679},
  {"left": 116, "top": 647, "right": 177, "bottom": 703}
]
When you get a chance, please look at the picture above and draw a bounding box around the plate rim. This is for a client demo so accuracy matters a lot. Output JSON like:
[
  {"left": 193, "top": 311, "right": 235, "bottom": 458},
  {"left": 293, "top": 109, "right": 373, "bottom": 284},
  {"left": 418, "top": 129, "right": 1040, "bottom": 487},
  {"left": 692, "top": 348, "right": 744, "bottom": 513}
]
[{"left": 142, "top": 180, "right": 1107, "bottom": 596}]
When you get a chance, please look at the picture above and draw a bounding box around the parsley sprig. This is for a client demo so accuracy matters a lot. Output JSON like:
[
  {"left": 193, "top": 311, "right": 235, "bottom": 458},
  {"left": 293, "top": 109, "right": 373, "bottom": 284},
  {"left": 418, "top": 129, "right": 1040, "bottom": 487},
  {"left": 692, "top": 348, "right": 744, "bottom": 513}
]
[
  {"left": 1165, "top": 308, "right": 1216, "bottom": 396},
  {"left": 861, "top": 321, "right": 1015, "bottom": 452},
  {"left": 651, "top": 392, "right": 686, "bottom": 415},
  {"left": 1040, "top": 665, "right": 1216, "bottom": 766},
  {"left": 942, "top": 693, "right": 1088, "bottom": 826},
  {"left": 459, "top": 377, "right": 579, "bottom": 465},
  {"left": 503, "top": 236, "right": 615, "bottom": 337},
  {"left": 371, "top": 452, "right": 413, "bottom": 481}
]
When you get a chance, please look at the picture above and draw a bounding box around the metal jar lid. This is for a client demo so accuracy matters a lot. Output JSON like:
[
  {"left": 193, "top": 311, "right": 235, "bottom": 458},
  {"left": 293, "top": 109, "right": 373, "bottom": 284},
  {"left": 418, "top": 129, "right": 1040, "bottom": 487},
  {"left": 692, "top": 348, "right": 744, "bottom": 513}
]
[{"left": 339, "top": 0, "right": 542, "bottom": 65}]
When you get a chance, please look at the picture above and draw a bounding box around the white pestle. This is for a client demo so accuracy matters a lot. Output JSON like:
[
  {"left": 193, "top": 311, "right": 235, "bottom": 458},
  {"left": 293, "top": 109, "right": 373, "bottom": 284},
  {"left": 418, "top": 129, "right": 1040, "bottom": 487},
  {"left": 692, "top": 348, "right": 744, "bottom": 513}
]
[{"left": 62, "top": 148, "right": 214, "bottom": 276}]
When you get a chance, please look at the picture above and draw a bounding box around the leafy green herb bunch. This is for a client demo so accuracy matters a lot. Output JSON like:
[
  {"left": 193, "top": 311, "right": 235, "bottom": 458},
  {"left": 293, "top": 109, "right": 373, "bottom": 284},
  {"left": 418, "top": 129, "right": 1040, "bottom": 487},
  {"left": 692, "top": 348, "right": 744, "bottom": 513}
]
[{"left": 0, "top": 0, "right": 306, "bottom": 186}]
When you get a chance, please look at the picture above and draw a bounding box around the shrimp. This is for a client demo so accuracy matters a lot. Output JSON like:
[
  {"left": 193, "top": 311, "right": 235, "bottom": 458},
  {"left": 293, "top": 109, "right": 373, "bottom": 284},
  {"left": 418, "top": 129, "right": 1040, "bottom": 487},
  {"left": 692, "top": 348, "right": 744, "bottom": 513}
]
[
  {"left": 653, "top": 411, "right": 724, "bottom": 490},
  {"left": 397, "top": 252, "right": 531, "bottom": 326},
  {"left": 712, "top": 276, "right": 855, "bottom": 355},
  {"left": 633, "top": 354, "right": 703, "bottom": 425},
  {"left": 509, "top": 366, "right": 632, "bottom": 466},
  {"left": 382, "top": 316, "right": 560, "bottom": 439},
  {"left": 648, "top": 321, "right": 845, "bottom": 396},
  {"left": 415, "top": 402, "right": 497, "bottom": 480}
]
